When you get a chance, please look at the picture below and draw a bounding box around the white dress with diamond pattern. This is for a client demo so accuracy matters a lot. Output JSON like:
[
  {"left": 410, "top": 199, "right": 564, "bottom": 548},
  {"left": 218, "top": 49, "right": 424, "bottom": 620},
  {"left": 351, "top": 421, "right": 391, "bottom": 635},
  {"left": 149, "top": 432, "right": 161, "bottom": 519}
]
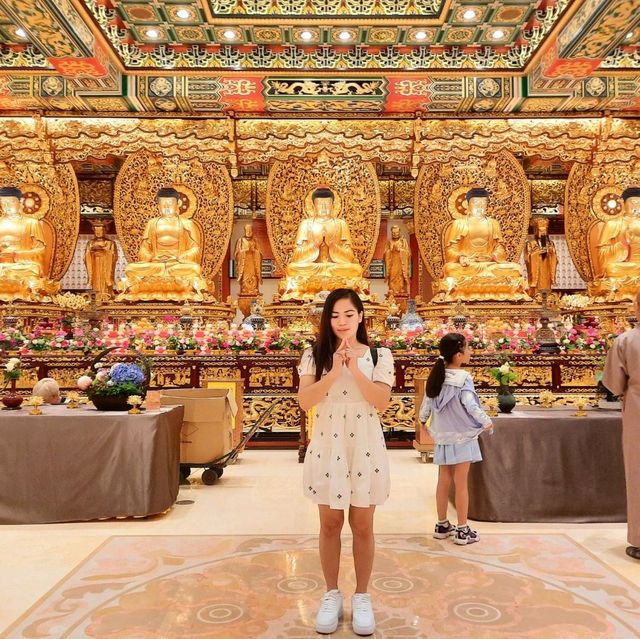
[{"left": 298, "top": 347, "right": 394, "bottom": 510}]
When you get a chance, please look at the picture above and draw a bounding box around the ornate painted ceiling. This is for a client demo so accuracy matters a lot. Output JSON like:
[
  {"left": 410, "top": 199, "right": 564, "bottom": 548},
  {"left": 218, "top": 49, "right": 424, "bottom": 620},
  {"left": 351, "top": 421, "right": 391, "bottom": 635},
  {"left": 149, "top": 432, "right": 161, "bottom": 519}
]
[{"left": 0, "top": 0, "right": 638, "bottom": 114}]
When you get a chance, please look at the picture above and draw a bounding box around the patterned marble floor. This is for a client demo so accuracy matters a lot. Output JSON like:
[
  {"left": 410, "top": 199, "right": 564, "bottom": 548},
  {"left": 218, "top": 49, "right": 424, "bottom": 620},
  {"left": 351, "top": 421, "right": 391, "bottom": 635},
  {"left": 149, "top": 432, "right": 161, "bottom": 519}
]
[{"left": 5, "top": 533, "right": 640, "bottom": 638}]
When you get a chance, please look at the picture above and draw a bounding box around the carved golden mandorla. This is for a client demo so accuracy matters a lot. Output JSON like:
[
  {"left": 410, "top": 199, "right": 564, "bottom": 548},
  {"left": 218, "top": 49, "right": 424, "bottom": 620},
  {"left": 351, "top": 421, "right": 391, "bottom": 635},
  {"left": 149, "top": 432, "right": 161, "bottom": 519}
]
[
  {"left": 414, "top": 150, "right": 530, "bottom": 281},
  {"left": 113, "top": 150, "right": 234, "bottom": 284},
  {"left": 266, "top": 154, "right": 380, "bottom": 273},
  {"left": 565, "top": 161, "right": 640, "bottom": 282},
  {"left": 0, "top": 160, "right": 80, "bottom": 282}
]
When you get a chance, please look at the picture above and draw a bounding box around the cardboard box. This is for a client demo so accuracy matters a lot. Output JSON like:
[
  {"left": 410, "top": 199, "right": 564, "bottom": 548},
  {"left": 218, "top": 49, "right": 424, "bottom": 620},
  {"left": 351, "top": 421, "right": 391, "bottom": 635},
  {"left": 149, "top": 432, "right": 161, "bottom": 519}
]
[{"left": 161, "top": 388, "right": 238, "bottom": 464}]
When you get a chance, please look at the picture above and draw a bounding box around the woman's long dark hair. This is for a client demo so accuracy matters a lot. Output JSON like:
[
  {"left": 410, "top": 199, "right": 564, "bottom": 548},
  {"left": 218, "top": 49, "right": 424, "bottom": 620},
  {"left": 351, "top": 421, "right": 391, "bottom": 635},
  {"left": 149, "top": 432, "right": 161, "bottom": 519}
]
[
  {"left": 312, "top": 288, "right": 368, "bottom": 381},
  {"left": 425, "top": 332, "right": 466, "bottom": 398}
]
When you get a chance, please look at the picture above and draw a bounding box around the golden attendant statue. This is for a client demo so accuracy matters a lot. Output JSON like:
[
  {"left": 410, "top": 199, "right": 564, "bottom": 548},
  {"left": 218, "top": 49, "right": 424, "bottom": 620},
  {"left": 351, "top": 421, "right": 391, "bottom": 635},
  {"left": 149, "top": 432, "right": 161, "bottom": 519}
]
[
  {"left": 85, "top": 220, "right": 117, "bottom": 301},
  {"left": 117, "top": 187, "right": 209, "bottom": 302},
  {"left": 440, "top": 188, "right": 528, "bottom": 301},
  {"left": 281, "top": 187, "right": 368, "bottom": 300},
  {"left": 0, "top": 186, "right": 58, "bottom": 301},
  {"left": 235, "top": 223, "right": 262, "bottom": 297},
  {"left": 383, "top": 224, "right": 411, "bottom": 309},
  {"left": 589, "top": 187, "right": 640, "bottom": 301},
  {"left": 525, "top": 217, "right": 557, "bottom": 297}
]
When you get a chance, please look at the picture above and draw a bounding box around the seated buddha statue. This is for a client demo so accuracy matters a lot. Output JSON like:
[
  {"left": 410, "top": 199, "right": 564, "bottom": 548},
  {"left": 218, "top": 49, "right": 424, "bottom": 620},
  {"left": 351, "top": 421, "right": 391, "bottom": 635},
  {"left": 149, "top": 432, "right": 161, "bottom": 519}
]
[
  {"left": 117, "top": 187, "right": 209, "bottom": 302},
  {"left": 281, "top": 187, "right": 368, "bottom": 300},
  {"left": 440, "top": 187, "right": 529, "bottom": 301},
  {"left": 589, "top": 186, "right": 640, "bottom": 301},
  {"left": 0, "top": 185, "right": 58, "bottom": 302}
]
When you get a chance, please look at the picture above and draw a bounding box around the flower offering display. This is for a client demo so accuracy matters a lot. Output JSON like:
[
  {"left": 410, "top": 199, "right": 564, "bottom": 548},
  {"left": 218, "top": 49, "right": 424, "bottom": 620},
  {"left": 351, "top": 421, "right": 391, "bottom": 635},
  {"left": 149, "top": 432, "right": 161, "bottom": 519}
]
[
  {"left": 79, "top": 348, "right": 150, "bottom": 411},
  {"left": 2, "top": 357, "right": 23, "bottom": 410},
  {"left": 489, "top": 360, "right": 518, "bottom": 414},
  {"left": 2, "top": 314, "right": 629, "bottom": 358},
  {"left": 3, "top": 357, "right": 21, "bottom": 382},
  {"left": 489, "top": 361, "right": 518, "bottom": 388}
]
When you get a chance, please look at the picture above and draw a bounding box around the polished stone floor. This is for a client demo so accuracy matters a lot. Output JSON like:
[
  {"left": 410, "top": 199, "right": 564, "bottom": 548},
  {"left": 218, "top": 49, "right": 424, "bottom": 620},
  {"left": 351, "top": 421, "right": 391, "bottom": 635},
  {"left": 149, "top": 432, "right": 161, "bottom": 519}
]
[{"left": 1, "top": 450, "right": 638, "bottom": 638}]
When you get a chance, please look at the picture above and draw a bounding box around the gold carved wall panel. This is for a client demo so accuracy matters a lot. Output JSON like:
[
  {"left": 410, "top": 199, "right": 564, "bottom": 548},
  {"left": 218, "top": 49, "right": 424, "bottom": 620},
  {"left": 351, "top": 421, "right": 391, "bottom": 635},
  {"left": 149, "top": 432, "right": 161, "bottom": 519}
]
[
  {"left": 0, "top": 160, "right": 80, "bottom": 280},
  {"left": 46, "top": 119, "right": 235, "bottom": 169},
  {"left": 114, "top": 150, "right": 234, "bottom": 282},
  {"left": 565, "top": 161, "right": 640, "bottom": 282},
  {"left": 237, "top": 120, "right": 412, "bottom": 167},
  {"left": 266, "top": 154, "right": 380, "bottom": 271},
  {"left": 414, "top": 151, "right": 530, "bottom": 279}
]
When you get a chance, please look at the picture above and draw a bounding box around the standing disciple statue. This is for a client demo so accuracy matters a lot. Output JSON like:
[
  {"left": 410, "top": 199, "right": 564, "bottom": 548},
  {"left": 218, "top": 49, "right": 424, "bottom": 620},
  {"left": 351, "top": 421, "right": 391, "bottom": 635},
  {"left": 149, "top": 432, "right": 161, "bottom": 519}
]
[
  {"left": 282, "top": 187, "right": 367, "bottom": 300},
  {"left": 524, "top": 217, "right": 557, "bottom": 297},
  {"left": 85, "top": 220, "right": 117, "bottom": 301},
  {"left": 440, "top": 187, "right": 528, "bottom": 301},
  {"left": 383, "top": 224, "right": 411, "bottom": 297},
  {"left": 117, "top": 187, "right": 209, "bottom": 301},
  {"left": 234, "top": 223, "right": 262, "bottom": 297},
  {"left": 0, "top": 186, "right": 57, "bottom": 301}
]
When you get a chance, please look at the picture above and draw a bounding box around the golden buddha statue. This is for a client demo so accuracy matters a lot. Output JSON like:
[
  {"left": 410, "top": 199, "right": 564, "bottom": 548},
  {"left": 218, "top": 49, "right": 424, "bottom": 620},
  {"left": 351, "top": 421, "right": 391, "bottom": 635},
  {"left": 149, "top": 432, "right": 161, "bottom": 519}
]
[
  {"left": 0, "top": 186, "right": 57, "bottom": 302},
  {"left": 440, "top": 187, "right": 529, "bottom": 301},
  {"left": 383, "top": 224, "right": 411, "bottom": 308},
  {"left": 281, "top": 187, "right": 368, "bottom": 300},
  {"left": 85, "top": 219, "right": 117, "bottom": 301},
  {"left": 116, "top": 187, "right": 209, "bottom": 302},
  {"left": 525, "top": 217, "right": 557, "bottom": 297},
  {"left": 589, "top": 186, "right": 640, "bottom": 301}
]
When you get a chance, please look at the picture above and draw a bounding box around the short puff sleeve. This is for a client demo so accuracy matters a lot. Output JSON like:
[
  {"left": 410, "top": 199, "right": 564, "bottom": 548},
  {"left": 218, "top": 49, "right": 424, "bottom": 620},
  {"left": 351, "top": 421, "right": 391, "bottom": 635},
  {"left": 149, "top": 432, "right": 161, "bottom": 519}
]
[
  {"left": 297, "top": 348, "right": 316, "bottom": 378},
  {"left": 372, "top": 347, "right": 395, "bottom": 387}
]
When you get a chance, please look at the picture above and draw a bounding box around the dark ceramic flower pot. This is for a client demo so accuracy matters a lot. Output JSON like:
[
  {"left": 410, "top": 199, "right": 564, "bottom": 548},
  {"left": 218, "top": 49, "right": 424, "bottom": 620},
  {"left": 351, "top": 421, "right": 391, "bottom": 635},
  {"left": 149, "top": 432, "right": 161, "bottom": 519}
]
[
  {"left": 2, "top": 380, "right": 23, "bottom": 410},
  {"left": 497, "top": 386, "right": 516, "bottom": 413},
  {"left": 90, "top": 394, "right": 130, "bottom": 411}
]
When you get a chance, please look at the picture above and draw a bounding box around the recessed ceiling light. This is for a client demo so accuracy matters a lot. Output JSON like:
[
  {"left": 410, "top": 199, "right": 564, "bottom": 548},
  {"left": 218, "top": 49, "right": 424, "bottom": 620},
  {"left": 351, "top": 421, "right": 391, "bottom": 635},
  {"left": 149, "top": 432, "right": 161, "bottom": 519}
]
[
  {"left": 491, "top": 29, "right": 505, "bottom": 40},
  {"left": 338, "top": 30, "right": 352, "bottom": 41},
  {"left": 414, "top": 31, "right": 427, "bottom": 41},
  {"left": 300, "top": 30, "right": 313, "bottom": 41},
  {"left": 176, "top": 8, "right": 192, "bottom": 20},
  {"left": 463, "top": 9, "right": 477, "bottom": 20},
  {"left": 223, "top": 29, "right": 237, "bottom": 40},
  {"left": 626, "top": 31, "right": 634, "bottom": 39},
  {"left": 145, "top": 28, "right": 160, "bottom": 39},
  {"left": 14, "top": 27, "right": 27, "bottom": 38}
]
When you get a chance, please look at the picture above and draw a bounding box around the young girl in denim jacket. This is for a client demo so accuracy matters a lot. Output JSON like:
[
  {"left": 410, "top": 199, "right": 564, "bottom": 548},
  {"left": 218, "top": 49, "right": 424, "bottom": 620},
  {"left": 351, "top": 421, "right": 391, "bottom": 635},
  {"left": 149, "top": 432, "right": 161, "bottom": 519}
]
[{"left": 419, "top": 332, "right": 493, "bottom": 545}]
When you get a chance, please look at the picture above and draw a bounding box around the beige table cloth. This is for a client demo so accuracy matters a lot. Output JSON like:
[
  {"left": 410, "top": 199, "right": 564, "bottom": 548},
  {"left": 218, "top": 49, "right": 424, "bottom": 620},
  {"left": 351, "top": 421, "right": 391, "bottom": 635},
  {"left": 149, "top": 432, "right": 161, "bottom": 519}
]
[{"left": 0, "top": 404, "right": 184, "bottom": 524}]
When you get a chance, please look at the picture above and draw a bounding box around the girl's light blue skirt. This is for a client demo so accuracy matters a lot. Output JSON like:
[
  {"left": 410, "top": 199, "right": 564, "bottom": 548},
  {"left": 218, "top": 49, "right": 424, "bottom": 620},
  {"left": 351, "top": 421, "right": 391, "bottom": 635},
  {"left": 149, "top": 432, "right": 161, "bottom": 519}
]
[{"left": 434, "top": 439, "right": 482, "bottom": 465}]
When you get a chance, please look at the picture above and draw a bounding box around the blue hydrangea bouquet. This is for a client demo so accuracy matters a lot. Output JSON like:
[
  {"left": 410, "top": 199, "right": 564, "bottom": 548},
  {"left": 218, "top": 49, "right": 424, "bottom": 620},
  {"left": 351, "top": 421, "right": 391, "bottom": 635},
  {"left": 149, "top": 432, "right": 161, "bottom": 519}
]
[{"left": 79, "top": 348, "right": 150, "bottom": 411}]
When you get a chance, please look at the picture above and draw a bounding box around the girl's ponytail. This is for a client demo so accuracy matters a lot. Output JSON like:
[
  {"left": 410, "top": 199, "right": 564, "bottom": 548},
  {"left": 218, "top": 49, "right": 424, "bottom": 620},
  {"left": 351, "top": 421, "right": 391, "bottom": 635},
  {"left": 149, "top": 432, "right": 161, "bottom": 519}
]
[
  {"left": 425, "top": 333, "right": 467, "bottom": 398},
  {"left": 425, "top": 356, "right": 446, "bottom": 398}
]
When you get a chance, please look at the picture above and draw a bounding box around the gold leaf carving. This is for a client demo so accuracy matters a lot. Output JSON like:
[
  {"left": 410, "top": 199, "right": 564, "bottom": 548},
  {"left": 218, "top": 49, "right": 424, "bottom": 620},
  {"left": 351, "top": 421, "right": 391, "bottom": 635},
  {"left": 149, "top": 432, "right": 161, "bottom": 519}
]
[
  {"left": 414, "top": 151, "right": 529, "bottom": 279},
  {"left": 114, "top": 151, "right": 234, "bottom": 282},
  {"left": 0, "top": 160, "right": 80, "bottom": 281},
  {"left": 565, "top": 161, "right": 640, "bottom": 282},
  {"left": 266, "top": 154, "right": 380, "bottom": 271}
]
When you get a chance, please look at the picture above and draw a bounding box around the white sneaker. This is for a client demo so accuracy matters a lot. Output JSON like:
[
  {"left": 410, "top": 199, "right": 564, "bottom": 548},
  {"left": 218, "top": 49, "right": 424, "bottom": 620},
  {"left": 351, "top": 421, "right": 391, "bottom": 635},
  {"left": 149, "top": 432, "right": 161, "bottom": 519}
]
[
  {"left": 315, "top": 589, "right": 343, "bottom": 634},
  {"left": 351, "top": 593, "right": 375, "bottom": 636}
]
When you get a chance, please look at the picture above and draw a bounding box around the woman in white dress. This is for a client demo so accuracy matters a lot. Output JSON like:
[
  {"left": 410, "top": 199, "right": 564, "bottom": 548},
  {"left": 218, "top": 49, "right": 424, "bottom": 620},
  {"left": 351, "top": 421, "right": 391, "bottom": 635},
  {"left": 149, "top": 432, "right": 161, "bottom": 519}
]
[{"left": 297, "top": 288, "right": 394, "bottom": 636}]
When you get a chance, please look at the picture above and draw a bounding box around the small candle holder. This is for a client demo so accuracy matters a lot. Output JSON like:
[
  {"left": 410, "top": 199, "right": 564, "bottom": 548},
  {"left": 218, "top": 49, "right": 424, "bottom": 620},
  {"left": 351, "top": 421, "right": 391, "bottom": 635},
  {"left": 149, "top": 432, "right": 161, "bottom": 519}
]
[
  {"left": 573, "top": 397, "right": 588, "bottom": 417},
  {"left": 66, "top": 391, "right": 81, "bottom": 409},
  {"left": 128, "top": 395, "right": 143, "bottom": 414},
  {"left": 484, "top": 397, "right": 498, "bottom": 417},
  {"left": 26, "top": 396, "right": 44, "bottom": 415}
]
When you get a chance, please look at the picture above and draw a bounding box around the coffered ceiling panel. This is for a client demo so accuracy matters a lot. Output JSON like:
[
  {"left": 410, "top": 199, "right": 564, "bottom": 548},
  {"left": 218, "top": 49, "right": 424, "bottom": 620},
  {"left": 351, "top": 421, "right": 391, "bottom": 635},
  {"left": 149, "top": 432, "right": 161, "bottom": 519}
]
[{"left": 0, "top": 0, "right": 638, "bottom": 115}]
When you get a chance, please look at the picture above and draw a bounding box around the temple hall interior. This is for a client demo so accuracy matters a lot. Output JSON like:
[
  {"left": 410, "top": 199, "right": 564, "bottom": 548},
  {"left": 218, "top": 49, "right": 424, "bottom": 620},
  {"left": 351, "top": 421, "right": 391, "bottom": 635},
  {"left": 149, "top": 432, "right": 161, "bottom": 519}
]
[{"left": 1, "top": 0, "right": 639, "bottom": 637}]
